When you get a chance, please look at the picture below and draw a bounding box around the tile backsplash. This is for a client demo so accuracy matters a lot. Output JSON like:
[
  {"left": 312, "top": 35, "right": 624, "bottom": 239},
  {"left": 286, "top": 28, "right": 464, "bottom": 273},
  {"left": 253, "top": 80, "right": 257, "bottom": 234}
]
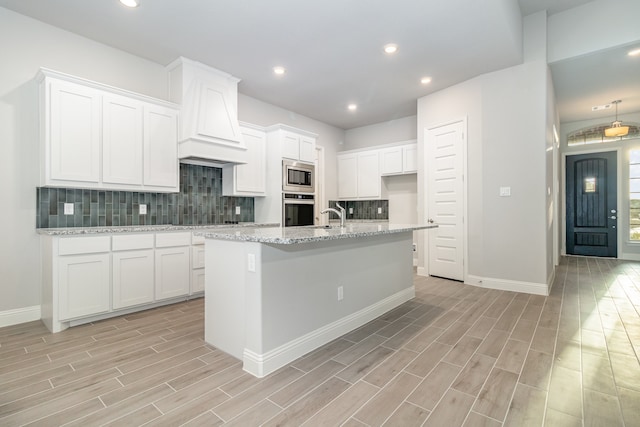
[
  {"left": 36, "top": 164, "right": 254, "bottom": 228},
  {"left": 327, "top": 200, "right": 389, "bottom": 221}
]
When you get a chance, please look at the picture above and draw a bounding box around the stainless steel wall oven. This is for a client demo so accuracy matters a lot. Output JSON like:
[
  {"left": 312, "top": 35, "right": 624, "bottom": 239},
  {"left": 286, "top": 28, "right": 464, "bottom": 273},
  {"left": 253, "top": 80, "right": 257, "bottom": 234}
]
[{"left": 282, "top": 193, "right": 315, "bottom": 227}]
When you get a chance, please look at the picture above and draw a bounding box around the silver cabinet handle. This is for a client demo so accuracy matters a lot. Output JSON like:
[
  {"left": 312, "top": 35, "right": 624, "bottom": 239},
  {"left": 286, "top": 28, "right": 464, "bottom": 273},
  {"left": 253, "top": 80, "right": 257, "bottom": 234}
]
[{"left": 610, "top": 216, "right": 617, "bottom": 220}]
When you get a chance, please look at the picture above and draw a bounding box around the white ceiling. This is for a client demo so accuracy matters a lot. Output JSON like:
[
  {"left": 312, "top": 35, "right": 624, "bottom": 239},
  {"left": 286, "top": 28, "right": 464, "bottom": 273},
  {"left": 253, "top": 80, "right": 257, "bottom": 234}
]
[{"left": 2, "top": 0, "right": 635, "bottom": 129}]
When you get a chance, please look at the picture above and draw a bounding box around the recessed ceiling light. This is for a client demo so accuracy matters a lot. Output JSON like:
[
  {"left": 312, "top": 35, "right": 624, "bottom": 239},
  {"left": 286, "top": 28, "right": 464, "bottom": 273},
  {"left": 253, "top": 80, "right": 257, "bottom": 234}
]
[
  {"left": 628, "top": 48, "right": 640, "bottom": 57},
  {"left": 273, "top": 66, "right": 286, "bottom": 75},
  {"left": 420, "top": 77, "right": 432, "bottom": 85},
  {"left": 119, "top": 0, "right": 139, "bottom": 8},
  {"left": 347, "top": 104, "right": 358, "bottom": 111},
  {"left": 383, "top": 44, "right": 398, "bottom": 54}
]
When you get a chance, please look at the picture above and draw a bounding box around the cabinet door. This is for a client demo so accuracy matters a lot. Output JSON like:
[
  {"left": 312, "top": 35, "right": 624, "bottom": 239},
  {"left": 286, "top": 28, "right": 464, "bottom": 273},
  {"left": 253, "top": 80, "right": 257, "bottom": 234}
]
[
  {"left": 235, "top": 127, "right": 266, "bottom": 194},
  {"left": 191, "top": 269, "right": 205, "bottom": 294},
  {"left": 112, "top": 249, "right": 155, "bottom": 309},
  {"left": 281, "top": 132, "right": 300, "bottom": 160},
  {"left": 357, "top": 151, "right": 381, "bottom": 198},
  {"left": 299, "top": 136, "right": 316, "bottom": 163},
  {"left": 143, "top": 105, "right": 178, "bottom": 189},
  {"left": 102, "top": 95, "right": 143, "bottom": 185},
  {"left": 337, "top": 154, "right": 358, "bottom": 199},
  {"left": 48, "top": 80, "right": 101, "bottom": 184},
  {"left": 403, "top": 144, "right": 418, "bottom": 173},
  {"left": 380, "top": 147, "right": 403, "bottom": 175},
  {"left": 155, "top": 246, "right": 190, "bottom": 300},
  {"left": 58, "top": 253, "right": 110, "bottom": 320}
]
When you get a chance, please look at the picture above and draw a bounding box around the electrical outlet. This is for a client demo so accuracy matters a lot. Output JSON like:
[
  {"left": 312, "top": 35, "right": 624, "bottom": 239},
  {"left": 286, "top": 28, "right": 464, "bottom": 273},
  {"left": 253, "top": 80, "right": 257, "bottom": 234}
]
[
  {"left": 337, "top": 286, "right": 344, "bottom": 301},
  {"left": 499, "top": 186, "right": 511, "bottom": 197},
  {"left": 349, "top": 207, "right": 353, "bottom": 214},
  {"left": 139, "top": 204, "right": 147, "bottom": 215},
  {"left": 235, "top": 206, "right": 241, "bottom": 215},
  {"left": 63, "top": 203, "right": 74, "bottom": 215},
  {"left": 412, "top": 243, "right": 417, "bottom": 252},
  {"left": 377, "top": 207, "right": 382, "bottom": 214}
]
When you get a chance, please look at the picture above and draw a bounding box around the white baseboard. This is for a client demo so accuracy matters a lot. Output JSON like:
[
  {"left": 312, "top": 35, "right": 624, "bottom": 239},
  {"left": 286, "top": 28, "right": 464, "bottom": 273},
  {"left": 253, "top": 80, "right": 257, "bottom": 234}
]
[
  {"left": 242, "top": 286, "right": 416, "bottom": 378},
  {"left": 466, "top": 275, "right": 549, "bottom": 296},
  {"left": 0, "top": 305, "right": 41, "bottom": 328},
  {"left": 620, "top": 252, "right": 640, "bottom": 261}
]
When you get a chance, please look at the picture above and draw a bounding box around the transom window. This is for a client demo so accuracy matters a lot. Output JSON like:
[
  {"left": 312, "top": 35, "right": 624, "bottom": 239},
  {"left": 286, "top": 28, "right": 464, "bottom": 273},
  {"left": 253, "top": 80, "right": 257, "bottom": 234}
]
[{"left": 568, "top": 123, "right": 640, "bottom": 146}]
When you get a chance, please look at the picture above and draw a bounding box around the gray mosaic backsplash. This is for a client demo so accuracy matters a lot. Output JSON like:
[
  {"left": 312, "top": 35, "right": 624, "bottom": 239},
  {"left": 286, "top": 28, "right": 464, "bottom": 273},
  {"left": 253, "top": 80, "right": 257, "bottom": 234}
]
[
  {"left": 37, "top": 164, "right": 254, "bottom": 228},
  {"left": 327, "top": 200, "right": 389, "bottom": 220}
]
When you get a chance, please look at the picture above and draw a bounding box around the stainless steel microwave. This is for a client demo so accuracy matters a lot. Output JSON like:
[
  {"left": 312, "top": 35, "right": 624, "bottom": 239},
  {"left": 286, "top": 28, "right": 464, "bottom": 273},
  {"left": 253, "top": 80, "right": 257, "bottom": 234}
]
[{"left": 282, "top": 159, "right": 315, "bottom": 193}]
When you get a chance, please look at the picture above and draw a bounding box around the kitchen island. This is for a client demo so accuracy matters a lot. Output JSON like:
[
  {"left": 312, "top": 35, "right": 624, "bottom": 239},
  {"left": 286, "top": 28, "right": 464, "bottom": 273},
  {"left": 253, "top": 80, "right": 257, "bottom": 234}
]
[{"left": 195, "top": 223, "right": 436, "bottom": 377}]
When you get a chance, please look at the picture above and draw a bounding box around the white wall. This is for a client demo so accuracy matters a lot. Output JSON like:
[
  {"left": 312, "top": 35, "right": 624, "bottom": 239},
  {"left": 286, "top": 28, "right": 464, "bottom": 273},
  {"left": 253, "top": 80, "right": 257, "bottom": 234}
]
[
  {"left": 0, "top": 7, "right": 170, "bottom": 316},
  {"left": 343, "top": 116, "right": 417, "bottom": 151},
  {"left": 0, "top": 7, "right": 343, "bottom": 319},
  {"left": 417, "top": 59, "right": 550, "bottom": 291},
  {"left": 547, "top": 0, "right": 640, "bottom": 63}
]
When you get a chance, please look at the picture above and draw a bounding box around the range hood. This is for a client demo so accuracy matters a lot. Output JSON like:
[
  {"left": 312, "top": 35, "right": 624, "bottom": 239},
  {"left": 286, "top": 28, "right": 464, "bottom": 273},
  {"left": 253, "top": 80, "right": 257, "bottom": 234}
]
[{"left": 167, "top": 57, "right": 247, "bottom": 164}]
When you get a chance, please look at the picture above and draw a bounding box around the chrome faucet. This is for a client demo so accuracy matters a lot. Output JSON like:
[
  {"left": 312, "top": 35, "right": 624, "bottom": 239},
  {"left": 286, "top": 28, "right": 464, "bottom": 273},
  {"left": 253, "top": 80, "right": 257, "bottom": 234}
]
[{"left": 321, "top": 202, "right": 346, "bottom": 227}]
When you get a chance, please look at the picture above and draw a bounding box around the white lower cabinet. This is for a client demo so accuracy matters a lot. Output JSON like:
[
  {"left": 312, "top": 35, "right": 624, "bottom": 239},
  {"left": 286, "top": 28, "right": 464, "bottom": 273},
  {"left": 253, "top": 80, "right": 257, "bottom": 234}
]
[
  {"left": 155, "top": 232, "right": 191, "bottom": 301},
  {"left": 155, "top": 247, "right": 190, "bottom": 300},
  {"left": 42, "top": 230, "right": 201, "bottom": 333},
  {"left": 112, "top": 249, "right": 155, "bottom": 309},
  {"left": 58, "top": 253, "right": 110, "bottom": 321}
]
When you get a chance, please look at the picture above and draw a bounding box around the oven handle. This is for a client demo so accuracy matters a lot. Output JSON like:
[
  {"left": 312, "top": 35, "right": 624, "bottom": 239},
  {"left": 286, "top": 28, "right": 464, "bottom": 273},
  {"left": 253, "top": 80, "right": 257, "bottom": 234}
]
[{"left": 283, "top": 200, "right": 315, "bottom": 205}]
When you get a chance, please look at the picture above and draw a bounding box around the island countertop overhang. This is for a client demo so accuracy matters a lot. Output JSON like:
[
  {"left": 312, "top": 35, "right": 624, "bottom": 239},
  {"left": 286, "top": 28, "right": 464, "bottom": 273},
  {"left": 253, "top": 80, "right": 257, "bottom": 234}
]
[{"left": 194, "top": 223, "right": 437, "bottom": 245}]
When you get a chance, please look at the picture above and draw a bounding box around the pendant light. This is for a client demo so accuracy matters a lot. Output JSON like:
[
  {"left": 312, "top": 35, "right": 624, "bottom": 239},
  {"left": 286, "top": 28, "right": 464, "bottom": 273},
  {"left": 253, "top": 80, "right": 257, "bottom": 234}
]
[{"left": 604, "top": 100, "right": 629, "bottom": 137}]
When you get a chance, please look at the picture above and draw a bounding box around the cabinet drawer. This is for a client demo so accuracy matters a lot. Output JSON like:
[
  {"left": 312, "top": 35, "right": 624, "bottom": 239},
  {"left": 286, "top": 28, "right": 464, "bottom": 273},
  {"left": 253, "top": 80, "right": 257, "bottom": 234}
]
[
  {"left": 58, "top": 236, "right": 110, "bottom": 255},
  {"left": 112, "top": 234, "right": 154, "bottom": 251},
  {"left": 192, "top": 245, "right": 205, "bottom": 269},
  {"left": 155, "top": 232, "right": 191, "bottom": 248}
]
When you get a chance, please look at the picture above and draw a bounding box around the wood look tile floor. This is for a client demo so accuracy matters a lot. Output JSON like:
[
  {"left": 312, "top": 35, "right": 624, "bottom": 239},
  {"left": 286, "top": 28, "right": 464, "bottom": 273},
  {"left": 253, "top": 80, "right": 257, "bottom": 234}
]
[{"left": 2, "top": 256, "right": 640, "bottom": 426}]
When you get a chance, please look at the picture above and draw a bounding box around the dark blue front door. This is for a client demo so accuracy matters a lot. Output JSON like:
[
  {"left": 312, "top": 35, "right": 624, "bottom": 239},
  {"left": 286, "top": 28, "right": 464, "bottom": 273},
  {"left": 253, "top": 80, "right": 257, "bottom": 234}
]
[{"left": 566, "top": 151, "right": 617, "bottom": 257}]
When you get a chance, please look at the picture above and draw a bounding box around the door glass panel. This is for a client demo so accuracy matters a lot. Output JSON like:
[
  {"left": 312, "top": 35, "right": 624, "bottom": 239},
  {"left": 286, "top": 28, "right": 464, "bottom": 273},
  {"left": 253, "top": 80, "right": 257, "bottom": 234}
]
[
  {"left": 584, "top": 177, "right": 596, "bottom": 193},
  {"left": 630, "top": 149, "right": 640, "bottom": 240}
]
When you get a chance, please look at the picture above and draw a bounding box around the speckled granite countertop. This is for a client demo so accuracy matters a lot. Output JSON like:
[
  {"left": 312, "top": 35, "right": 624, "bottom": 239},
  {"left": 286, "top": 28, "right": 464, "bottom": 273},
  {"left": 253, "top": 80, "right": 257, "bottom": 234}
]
[
  {"left": 194, "top": 223, "right": 436, "bottom": 245},
  {"left": 36, "top": 223, "right": 279, "bottom": 236}
]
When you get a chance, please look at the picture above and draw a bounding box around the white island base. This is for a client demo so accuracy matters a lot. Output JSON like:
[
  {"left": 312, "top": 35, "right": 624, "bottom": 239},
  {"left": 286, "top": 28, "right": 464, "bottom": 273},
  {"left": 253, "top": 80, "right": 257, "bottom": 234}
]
[{"left": 204, "top": 231, "right": 415, "bottom": 377}]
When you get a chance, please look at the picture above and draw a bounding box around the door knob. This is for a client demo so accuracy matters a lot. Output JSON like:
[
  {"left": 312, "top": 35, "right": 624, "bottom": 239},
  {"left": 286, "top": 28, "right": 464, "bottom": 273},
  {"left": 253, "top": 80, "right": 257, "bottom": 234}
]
[{"left": 428, "top": 219, "right": 434, "bottom": 224}]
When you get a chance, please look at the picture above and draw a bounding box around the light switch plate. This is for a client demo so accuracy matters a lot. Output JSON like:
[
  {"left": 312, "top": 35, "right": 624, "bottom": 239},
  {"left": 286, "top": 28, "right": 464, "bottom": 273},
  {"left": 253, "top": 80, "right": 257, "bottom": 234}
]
[
  {"left": 499, "top": 187, "right": 511, "bottom": 197},
  {"left": 139, "top": 204, "right": 147, "bottom": 215},
  {"left": 235, "top": 206, "right": 241, "bottom": 215},
  {"left": 63, "top": 203, "right": 74, "bottom": 215}
]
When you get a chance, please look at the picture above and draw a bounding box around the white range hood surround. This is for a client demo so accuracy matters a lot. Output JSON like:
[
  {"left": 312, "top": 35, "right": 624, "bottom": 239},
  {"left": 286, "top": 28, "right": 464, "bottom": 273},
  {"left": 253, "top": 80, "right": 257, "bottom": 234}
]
[{"left": 167, "top": 57, "right": 247, "bottom": 164}]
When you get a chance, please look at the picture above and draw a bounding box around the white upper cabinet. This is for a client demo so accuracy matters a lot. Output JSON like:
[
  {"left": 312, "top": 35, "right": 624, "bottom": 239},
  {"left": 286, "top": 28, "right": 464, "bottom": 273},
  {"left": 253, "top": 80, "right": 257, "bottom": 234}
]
[
  {"left": 48, "top": 80, "right": 101, "bottom": 184},
  {"left": 337, "top": 151, "right": 381, "bottom": 199},
  {"left": 102, "top": 94, "right": 143, "bottom": 186},
  {"left": 167, "top": 57, "right": 247, "bottom": 164},
  {"left": 356, "top": 151, "right": 381, "bottom": 198},
  {"left": 143, "top": 105, "right": 179, "bottom": 188},
  {"left": 38, "top": 68, "right": 179, "bottom": 192},
  {"left": 380, "top": 142, "right": 417, "bottom": 176},
  {"left": 281, "top": 131, "right": 316, "bottom": 163},
  {"left": 223, "top": 123, "right": 267, "bottom": 196},
  {"left": 267, "top": 125, "right": 317, "bottom": 164},
  {"left": 337, "top": 153, "right": 358, "bottom": 199}
]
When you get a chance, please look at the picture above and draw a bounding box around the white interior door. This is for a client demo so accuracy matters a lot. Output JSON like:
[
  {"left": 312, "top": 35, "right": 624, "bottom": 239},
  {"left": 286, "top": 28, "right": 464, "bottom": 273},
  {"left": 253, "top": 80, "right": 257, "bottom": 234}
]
[{"left": 426, "top": 120, "right": 465, "bottom": 281}]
